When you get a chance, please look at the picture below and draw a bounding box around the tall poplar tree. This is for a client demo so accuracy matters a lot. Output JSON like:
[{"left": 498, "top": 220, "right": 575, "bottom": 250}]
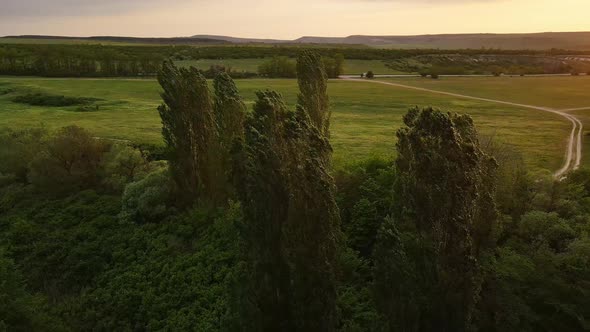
[
  {"left": 233, "top": 91, "right": 296, "bottom": 331},
  {"left": 213, "top": 72, "right": 246, "bottom": 199},
  {"left": 157, "top": 61, "right": 217, "bottom": 207},
  {"left": 374, "top": 107, "right": 498, "bottom": 332},
  {"left": 234, "top": 52, "right": 340, "bottom": 331},
  {"left": 297, "top": 50, "right": 330, "bottom": 137}
]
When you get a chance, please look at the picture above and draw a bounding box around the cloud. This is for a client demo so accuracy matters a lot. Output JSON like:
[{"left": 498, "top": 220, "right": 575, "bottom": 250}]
[{"left": 1, "top": 0, "right": 190, "bottom": 17}]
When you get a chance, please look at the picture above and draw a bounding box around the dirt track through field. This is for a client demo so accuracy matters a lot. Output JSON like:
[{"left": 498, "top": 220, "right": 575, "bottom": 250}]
[{"left": 342, "top": 78, "right": 584, "bottom": 178}]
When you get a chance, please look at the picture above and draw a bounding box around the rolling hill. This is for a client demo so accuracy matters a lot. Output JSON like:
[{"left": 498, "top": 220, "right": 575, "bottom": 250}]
[
  {"left": 197, "top": 32, "right": 590, "bottom": 50},
  {"left": 1, "top": 35, "right": 229, "bottom": 45},
  {"left": 3, "top": 32, "right": 590, "bottom": 50}
]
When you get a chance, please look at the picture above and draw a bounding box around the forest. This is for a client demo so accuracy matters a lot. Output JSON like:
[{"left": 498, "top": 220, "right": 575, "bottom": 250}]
[
  {"left": 2, "top": 51, "right": 590, "bottom": 332},
  {"left": 2, "top": 43, "right": 590, "bottom": 77}
]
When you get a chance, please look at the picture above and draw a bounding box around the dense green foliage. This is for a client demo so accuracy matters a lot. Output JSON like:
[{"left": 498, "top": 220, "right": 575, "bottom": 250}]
[
  {"left": 2, "top": 54, "right": 590, "bottom": 331},
  {"left": 0, "top": 126, "right": 240, "bottom": 331}
]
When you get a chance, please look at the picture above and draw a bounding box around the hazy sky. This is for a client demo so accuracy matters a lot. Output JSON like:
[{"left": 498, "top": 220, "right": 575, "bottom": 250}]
[{"left": 1, "top": 0, "right": 589, "bottom": 38}]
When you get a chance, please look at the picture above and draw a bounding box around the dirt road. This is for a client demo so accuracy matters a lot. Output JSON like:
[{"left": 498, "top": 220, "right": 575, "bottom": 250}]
[{"left": 342, "top": 78, "right": 585, "bottom": 178}]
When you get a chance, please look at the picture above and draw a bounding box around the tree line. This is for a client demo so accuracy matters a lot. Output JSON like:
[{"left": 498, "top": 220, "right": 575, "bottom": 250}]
[
  {"left": 258, "top": 54, "right": 344, "bottom": 78},
  {"left": 1, "top": 51, "right": 590, "bottom": 331},
  {"left": 2, "top": 43, "right": 589, "bottom": 77}
]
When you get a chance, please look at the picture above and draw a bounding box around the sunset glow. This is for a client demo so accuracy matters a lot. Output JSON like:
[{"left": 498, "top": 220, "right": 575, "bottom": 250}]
[{"left": 2, "top": 0, "right": 589, "bottom": 38}]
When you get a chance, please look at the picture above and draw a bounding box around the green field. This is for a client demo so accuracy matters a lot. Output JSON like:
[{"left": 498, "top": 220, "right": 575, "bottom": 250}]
[
  {"left": 176, "top": 58, "right": 404, "bottom": 75},
  {"left": 379, "top": 76, "right": 590, "bottom": 166},
  {"left": 0, "top": 76, "right": 572, "bottom": 171},
  {"left": 380, "top": 76, "right": 590, "bottom": 109}
]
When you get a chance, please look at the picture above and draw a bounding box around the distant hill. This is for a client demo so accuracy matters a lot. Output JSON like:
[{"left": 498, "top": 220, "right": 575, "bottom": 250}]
[
  {"left": 191, "top": 34, "right": 288, "bottom": 44},
  {"left": 2, "top": 35, "right": 229, "bottom": 45},
  {"left": 195, "top": 32, "right": 590, "bottom": 50},
  {"left": 4, "top": 32, "right": 590, "bottom": 50},
  {"left": 295, "top": 32, "right": 590, "bottom": 50}
]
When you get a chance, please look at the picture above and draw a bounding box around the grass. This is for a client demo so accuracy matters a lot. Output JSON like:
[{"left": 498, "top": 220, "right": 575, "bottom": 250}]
[
  {"left": 379, "top": 76, "right": 590, "bottom": 109},
  {"left": 377, "top": 75, "right": 590, "bottom": 170},
  {"left": 0, "top": 76, "right": 572, "bottom": 171},
  {"left": 175, "top": 59, "right": 405, "bottom": 75}
]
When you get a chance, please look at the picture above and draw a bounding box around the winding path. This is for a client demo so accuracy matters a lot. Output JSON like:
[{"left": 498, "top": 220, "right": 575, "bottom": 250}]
[{"left": 341, "top": 77, "right": 585, "bottom": 178}]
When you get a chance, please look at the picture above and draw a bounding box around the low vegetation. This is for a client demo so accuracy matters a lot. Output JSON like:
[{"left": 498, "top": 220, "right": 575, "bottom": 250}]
[
  {"left": 388, "top": 54, "right": 590, "bottom": 75},
  {"left": 12, "top": 92, "right": 99, "bottom": 107}
]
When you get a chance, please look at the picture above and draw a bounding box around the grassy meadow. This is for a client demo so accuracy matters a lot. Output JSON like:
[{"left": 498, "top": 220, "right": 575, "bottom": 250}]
[
  {"left": 380, "top": 76, "right": 590, "bottom": 109},
  {"left": 380, "top": 75, "right": 590, "bottom": 167},
  {"left": 0, "top": 76, "right": 572, "bottom": 171}
]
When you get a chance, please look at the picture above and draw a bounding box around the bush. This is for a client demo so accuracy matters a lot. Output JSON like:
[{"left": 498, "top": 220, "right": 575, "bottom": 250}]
[
  {"left": 102, "top": 143, "right": 151, "bottom": 191},
  {"left": 12, "top": 93, "right": 99, "bottom": 107},
  {"left": 29, "top": 126, "right": 110, "bottom": 192},
  {"left": 120, "top": 166, "right": 174, "bottom": 223},
  {"left": 0, "top": 88, "right": 15, "bottom": 95},
  {"left": 365, "top": 71, "right": 375, "bottom": 79},
  {"left": 430, "top": 73, "right": 439, "bottom": 79},
  {"left": 0, "top": 251, "right": 63, "bottom": 331},
  {"left": 0, "top": 127, "right": 48, "bottom": 183},
  {"left": 75, "top": 206, "right": 241, "bottom": 331}
]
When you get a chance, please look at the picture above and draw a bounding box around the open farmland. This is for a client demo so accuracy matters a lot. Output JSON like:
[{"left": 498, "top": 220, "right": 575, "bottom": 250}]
[{"left": 0, "top": 76, "right": 572, "bottom": 171}]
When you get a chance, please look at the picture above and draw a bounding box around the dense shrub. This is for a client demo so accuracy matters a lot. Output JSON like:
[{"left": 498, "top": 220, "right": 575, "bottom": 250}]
[
  {"left": 0, "top": 128, "right": 48, "bottom": 183},
  {"left": 12, "top": 93, "right": 99, "bottom": 107},
  {"left": 101, "top": 143, "right": 152, "bottom": 191},
  {"left": 120, "top": 166, "right": 175, "bottom": 223},
  {"left": 335, "top": 157, "right": 395, "bottom": 258},
  {"left": 0, "top": 87, "right": 15, "bottom": 95},
  {"left": 0, "top": 251, "right": 65, "bottom": 332},
  {"left": 75, "top": 206, "right": 241, "bottom": 331},
  {"left": 0, "top": 181, "right": 240, "bottom": 330},
  {"left": 29, "top": 126, "right": 111, "bottom": 192}
]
